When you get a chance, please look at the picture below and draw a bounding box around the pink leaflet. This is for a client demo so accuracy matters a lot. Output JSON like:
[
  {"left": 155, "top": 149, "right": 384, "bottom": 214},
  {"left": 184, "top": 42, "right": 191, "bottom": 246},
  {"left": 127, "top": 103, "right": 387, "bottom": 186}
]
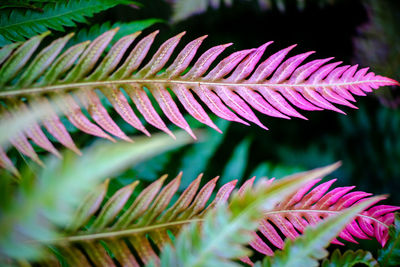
[
  {"left": 312, "top": 186, "right": 355, "bottom": 209},
  {"left": 259, "top": 219, "right": 285, "bottom": 249},
  {"left": 18, "top": 102, "right": 60, "bottom": 157},
  {"left": 300, "top": 89, "right": 345, "bottom": 114},
  {"left": 125, "top": 84, "right": 175, "bottom": 139},
  {"left": 113, "top": 31, "right": 159, "bottom": 79},
  {"left": 60, "top": 93, "right": 114, "bottom": 141},
  {"left": 89, "top": 33, "right": 138, "bottom": 80},
  {"left": 320, "top": 88, "right": 358, "bottom": 109},
  {"left": 78, "top": 90, "right": 131, "bottom": 142},
  {"left": 249, "top": 44, "right": 297, "bottom": 82},
  {"left": 269, "top": 51, "right": 315, "bottom": 83},
  {"left": 101, "top": 86, "right": 150, "bottom": 136},
  {"left": 183, "top": 176, "right": 220, "bottom": 218},
  {"left": 295, "top": 179, "right": 336, "bottom": 208},
  {"left": 163, "top": 35, "right": 207, "bottom": 79},
  {"left": 250, "top": 233, "right": 274, "bottom": 256},
  {"left": 278, "top": 87, "right": 322, "bottom": 111},
  {"left": 226, "top": 42, "right": 273, "bottom": 82},
  {"left": 235, "top": 86, "right": 290, "bottom": 119},
  {"left": 149, "top": 84, "right": 196, "bottom": 139},
  {"left": 136, "top": 32, "right": 186, "bottom": 78},
  {"left": 171, "top": 84, "right": 221, "bottom": 132},
  {"left": 342, "top": 65, "right": 358, "bottom": 81},
  {"left": 307, "top": 61, "right": 342, "bottom": 84},
  {"left": 0, "top": 147, "right": 18, "bottom": 176},
  {"left": 289, "top": 58, "right": 333, "bottom": 84},
  {"left": 37, "top": 97, "right": 81, "bottom": 155},
  {"left": 214, "top": 85, "right": 268, "bottom": 130},
  {"left": 255, "top": 86, "right": 307, "bottom": 120},
  {"left": 204, "top": 49, "right": 255, "bottom": 80},
  {"left": 183, "top": 43, "right": 232, "bottom": 79},
  {"left": 193, "top": 85, "right": 250, "bottom": 125},
  {"left": 11, "top": 131, "right": 42, "bottom": 165}
]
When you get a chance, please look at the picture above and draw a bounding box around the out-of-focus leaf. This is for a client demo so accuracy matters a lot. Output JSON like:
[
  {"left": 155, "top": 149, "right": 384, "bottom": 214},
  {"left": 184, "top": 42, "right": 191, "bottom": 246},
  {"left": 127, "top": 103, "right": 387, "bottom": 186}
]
[
  {"left": 179, "top": 119, "right": 229, "bottom": 189},
  {"left": 220, "top": 137, "right": 251, "bottom": 185},
  {"left": 378, "top": 213, "right": 400, "bottom": 267},
  {"left": 0, "top": 130, "right": 194, "bottom": 260},
  {"left": 322, "top": 249, "right": 378, "bottom": 267}
]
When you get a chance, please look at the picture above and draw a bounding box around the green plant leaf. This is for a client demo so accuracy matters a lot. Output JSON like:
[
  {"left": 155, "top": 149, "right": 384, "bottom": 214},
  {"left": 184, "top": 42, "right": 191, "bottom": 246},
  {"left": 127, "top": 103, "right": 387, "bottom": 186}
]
[
  {"left": 378, "top": 213, "right": 400, "bottom": 267},
  {"left": 0, "top": 0, "right": 136, "bottom": 45},
  {"left": 322, "top": 249, "right": 378, "bottom": 267},
  {"left": 0, "top": 130, "right": 194, "bottom": 260}
]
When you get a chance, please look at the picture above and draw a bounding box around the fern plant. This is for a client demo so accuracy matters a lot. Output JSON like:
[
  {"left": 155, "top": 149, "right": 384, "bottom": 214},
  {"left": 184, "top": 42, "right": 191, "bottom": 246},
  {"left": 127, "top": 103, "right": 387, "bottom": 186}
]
[
  {"left": 3, "top": 162, "right": 398, "bottom": 266},
  {"left": 0, "top": 28, "right": 397, "bottom": 174}
]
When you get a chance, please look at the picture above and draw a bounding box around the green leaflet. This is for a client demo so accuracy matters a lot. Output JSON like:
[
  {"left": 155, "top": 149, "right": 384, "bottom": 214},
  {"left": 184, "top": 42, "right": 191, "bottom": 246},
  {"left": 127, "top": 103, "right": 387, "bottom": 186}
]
[
  {"left": 0, "top": 0, "right": 136, "bottom": 45},
  {"left": 0, "top": 130, "right": 194, "bottom": 260},
  {"left": 322, "top": 249, "right": 378, "bottom": 267},
  {"left": 259, "top": 197, "right": 381, "bottom": 267},
  {"left": 378, "top": 213, "right": 400, "bottom": 267}
]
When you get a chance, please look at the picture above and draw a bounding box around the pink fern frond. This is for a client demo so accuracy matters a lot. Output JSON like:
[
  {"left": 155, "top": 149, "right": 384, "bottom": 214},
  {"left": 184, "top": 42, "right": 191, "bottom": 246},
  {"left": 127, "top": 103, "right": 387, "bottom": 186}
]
[
  {"left": 0, "top": 30, "right": 398, "bottom": 171},
  {"left": 240, "top": 178, "right": 400, "bottom": 258}
]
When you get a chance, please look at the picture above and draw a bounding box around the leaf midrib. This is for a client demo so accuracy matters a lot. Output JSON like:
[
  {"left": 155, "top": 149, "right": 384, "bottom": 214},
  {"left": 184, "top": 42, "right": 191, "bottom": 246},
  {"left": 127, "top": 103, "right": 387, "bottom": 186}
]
[
  {"left": 265, "top": 209, "right": 389, "bottom": 227},
  {"left": 40, "top": 218, "right": 203, "bottom": 244},
  {"left": 32, "top": 208, "right": 386, "bottom": 246},
  {"left": 0, "top": 78, "right": 382, "bottom": 98}
]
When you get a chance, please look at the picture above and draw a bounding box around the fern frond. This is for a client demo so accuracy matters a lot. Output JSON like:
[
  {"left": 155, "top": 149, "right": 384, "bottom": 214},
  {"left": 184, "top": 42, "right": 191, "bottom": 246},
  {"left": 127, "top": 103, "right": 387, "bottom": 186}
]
[
  {"left": 260, "top": 197, "right": 380, "bottom": 267},
  {"left": 0, "top": 0, "right": 134, "bottom": 45},
  {"left": 241, "top": 177, "right": 399, "bottom": 263},
  {"left": 0, "top": 29, "right": 397, "bottom": 172},
  {"left": 32, "top": 163, "right": 399, "bottom": 266},
  {"left": 322, "top": 249, "right": 378, "bottom": 267}
]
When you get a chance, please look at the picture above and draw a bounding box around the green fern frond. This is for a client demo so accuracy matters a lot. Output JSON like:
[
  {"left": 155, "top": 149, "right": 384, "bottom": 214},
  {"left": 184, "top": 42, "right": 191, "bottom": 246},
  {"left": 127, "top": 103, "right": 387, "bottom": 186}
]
[
  {"left": 259, "top": 197, "right": 381, "bottom": 267},
  {"left": 0, "top": 0, "right": 135, "bottom": 45},
  {"left": 322, "top": 249, "right": 378, "bottom": 267}
]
